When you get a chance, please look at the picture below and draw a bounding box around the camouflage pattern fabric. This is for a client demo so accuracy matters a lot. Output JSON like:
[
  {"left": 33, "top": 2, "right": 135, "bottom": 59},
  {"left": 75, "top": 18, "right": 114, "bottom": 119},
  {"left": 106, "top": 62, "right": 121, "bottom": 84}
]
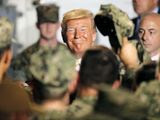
[
  {"left": 80, "top": 84, "right": 148, "bottom": 120},
  {"left": 30, "top": 44, "right": 76, "bottom": 120},
  {"left": 29, "top": 44, "right": 76, "bottom": 96},
  {"left": 36, "top": 4, "right": 59, "bottom": 23},
  {"left": 8, "top": 42, "right": 40, "bottom": 81},
  {"left": 0, "top": 17, "right": 13, "bottom": 50},
  {"left": 31, "top": 96, "right": 97, "bottom": 120},
  {"left": 66, "top": 96, "right": 98, "bottom": 119},
  {"left": 65, "top": 84, "right": 148, "bottom": 120},
  {"left": 135, "top": 80, "right": 160, "bottom": 119},
  {"left": 95, "top": 4, "right": 134, "bottom": 47},
  {"left": 31, "top": 103, "right": 67, "bottom": 120}
]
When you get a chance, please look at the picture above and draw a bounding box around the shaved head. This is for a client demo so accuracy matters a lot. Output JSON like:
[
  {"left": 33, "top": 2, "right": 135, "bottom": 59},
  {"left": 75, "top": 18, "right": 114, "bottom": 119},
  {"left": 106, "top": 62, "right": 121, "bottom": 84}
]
[{"left": 139, "top": 13, "right": 160, "bottom": 57}]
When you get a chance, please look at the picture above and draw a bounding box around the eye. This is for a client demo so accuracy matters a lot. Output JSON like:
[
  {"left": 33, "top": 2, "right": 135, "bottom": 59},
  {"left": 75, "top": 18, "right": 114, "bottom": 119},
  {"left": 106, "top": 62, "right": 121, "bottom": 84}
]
[
  {"left": 67, "top": 28, "right": 75, "bottom": 33},
  {"left": 80, "top": 27, "right": 87, "bottom": 32},
  {"left": 149, "top": 30, "right": 155, "bottom": 35},
  {"left": 138, "top": 29, "right": 144, "bottom": 36}
]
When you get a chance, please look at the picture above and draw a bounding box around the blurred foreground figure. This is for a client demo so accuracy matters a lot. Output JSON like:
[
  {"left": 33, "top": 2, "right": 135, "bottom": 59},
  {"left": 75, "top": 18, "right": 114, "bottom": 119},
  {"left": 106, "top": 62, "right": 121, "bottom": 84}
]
[
  {"left": 0, "top": 17, "right": 31, "bottom": 120},
  {"left": 29, "top": 45, "right": 77, "bottom": 120},
  {"left": 0, "top": 83, "right": 31, "bottom": 120}
]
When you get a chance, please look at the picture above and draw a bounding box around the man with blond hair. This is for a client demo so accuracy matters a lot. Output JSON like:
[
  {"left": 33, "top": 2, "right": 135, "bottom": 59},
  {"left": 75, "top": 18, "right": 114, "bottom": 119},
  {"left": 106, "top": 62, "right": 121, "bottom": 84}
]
[
  {"left": 62, "top": 9, "right": 96, "bottom": 59},
  {"left": 61, "top": 9, "right": 96, "bottom": 71}
]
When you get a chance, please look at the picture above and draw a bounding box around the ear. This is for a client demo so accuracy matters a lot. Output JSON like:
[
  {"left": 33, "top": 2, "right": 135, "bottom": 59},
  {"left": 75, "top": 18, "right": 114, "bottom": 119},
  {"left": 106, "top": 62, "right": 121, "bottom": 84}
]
[
  {"left": 92, "top": 30, "right": 96, "bottom": 42},
  {"left": 0, "top": 49, "right": 12, "bottom": 82}
]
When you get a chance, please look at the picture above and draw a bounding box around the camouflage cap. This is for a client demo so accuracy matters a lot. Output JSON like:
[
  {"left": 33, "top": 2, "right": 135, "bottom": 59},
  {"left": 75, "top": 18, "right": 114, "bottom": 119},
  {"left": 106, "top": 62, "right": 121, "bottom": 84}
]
[
  {"left": 29, "top": 45, "right": 76, "bottom": 97},
  {"left": 0, "top": 17, "right": 13, "bottom": 49},
  {"left": 36, "top": 4, "right": 59, "bottom": 24},
  {"left": 95, "top": 4, "right": 134, "bottom": 46}
]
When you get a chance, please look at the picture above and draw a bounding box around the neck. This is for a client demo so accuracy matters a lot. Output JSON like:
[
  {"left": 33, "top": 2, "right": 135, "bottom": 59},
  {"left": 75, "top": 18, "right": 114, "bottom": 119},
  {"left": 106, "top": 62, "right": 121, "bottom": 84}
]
[
  {"left": 40, "top": 92, "right": 70, "bottom": 111},
  {"left": 39, "top": 38, "right": 58, "bottom": 48},
  {"left": 78, "top": 86, "right": 98, "bottom": 97},
  {"left": 150, "top": 50, "right": 159, "bottom": 57},
  {"left": 75, "top": 52, "right": 84, "bottom": 59}
]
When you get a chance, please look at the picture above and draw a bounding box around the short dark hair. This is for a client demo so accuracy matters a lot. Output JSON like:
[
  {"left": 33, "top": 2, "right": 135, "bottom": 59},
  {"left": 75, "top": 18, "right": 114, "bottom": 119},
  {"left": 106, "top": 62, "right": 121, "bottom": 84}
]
[{"left": 79, "top": 46, "right": 119, "bottom": 87}]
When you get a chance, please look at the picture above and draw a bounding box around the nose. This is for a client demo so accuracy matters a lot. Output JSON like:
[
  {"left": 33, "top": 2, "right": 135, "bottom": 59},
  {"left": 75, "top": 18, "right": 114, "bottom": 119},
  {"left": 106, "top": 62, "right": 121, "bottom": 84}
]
[
  {"left": 74, "top": 29, "right": 80, "bottom": 39},
  {"left": 141, "top": 31, "right": 148, "bottom": 41}
]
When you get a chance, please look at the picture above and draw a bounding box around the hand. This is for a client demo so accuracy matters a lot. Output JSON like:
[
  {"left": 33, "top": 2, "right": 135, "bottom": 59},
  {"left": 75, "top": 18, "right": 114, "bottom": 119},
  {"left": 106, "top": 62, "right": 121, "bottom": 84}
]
[
  {"left": 0, "top": 50, "right": 12, "bottom": 82},
  {"left": 118, "top": 37, "right": 139, "bottom": 69}
]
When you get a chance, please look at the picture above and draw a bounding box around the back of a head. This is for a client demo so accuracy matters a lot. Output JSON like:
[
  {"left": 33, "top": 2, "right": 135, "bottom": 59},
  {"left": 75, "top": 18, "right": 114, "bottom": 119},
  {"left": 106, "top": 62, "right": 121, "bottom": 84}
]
[
  {"left": 0, "top": 17, "right": 13, "bottom": 54},
  {"left": 29, "top": 45, "right": 76, "bottom": 103},
  {"left": 79, "top": 46, "right": 119, "bottom": 87},
  {"left": 36, "top": 3, "right": 59, "bottom": 24}
]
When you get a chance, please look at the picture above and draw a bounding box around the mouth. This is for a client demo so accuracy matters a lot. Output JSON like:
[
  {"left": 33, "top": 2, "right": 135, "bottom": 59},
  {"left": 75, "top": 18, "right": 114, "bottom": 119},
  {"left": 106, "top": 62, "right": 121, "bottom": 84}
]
[
  {"left": 73, "top": 39, "right": 84, "bottom": 44},
  {"left": 143, "top": 43, "right": 151, "bottom": 47}
]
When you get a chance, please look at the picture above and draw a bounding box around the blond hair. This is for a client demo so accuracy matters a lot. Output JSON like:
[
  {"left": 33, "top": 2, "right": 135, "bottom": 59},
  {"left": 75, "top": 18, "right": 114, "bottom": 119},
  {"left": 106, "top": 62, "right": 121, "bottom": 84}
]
[{"left": 61, "top": 9, "right": 95, "bottom": 42}]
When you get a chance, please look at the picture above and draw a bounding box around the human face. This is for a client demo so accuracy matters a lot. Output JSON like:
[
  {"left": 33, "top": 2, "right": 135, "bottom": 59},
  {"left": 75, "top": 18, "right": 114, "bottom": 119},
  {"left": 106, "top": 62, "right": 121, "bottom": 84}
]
[
  {"left": 132, "top": 0, "right": 158, "bottom": 15},
  {"left": 39, "top": 22, "right": 59, "bottom": 40},
  {"left": 138, "top": 15, "right": 160, "bottom": 56},
  {"left": 66, "top": 17, "right": 96, "bottom": 57}
]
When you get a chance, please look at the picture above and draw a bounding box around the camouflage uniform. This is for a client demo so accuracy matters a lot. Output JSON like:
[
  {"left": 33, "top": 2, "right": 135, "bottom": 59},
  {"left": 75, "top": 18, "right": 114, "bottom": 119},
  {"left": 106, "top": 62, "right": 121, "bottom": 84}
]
[
  {"left": 31, "top": 103, "right": 67, "bottom": 120},
  {"left": 79, "top": 85, "right": 148, "bottom": 120},
  {"left": 66, "top": 96, "right": 98, "bottom": 119},
  {"left": 8, "top": 4, "right": 59, "bottom": 81},
  {"left": 9, "top": 42, "right": 39, "bottom": 81},
  {"left": 29, "top": 44, "right": 76, "bottom": 120},
  {"left": 135, "top": 80, "right": 160, "bottom": 119},
  {"left": 65, "top": 85, "right": 148, "bottom": 120}
]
